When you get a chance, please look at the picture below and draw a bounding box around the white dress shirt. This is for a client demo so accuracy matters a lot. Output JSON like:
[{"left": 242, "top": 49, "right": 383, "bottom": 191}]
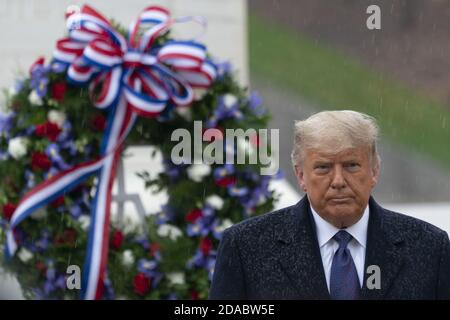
[{"left": 310, "top": 203, "right": 369, "bottom": 291}]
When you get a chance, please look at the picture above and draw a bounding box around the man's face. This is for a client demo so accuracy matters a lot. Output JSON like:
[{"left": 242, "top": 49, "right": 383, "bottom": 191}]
[{"left": 294, "top": 146, "right": 379, "bottom": 228}]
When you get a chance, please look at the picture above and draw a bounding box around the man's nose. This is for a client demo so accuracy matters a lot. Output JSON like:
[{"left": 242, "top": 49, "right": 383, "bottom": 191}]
[{"left": 330, "top": 166, "right": 346, "bottom": 189}]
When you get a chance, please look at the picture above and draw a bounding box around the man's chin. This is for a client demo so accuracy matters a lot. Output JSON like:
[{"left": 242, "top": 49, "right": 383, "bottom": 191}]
[{"left": 325, "top": 206, "right": 361, "bottom": 227}]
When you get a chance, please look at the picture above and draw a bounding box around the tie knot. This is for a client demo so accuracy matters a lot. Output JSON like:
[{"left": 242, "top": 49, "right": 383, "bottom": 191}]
[{"left": 333, "top": 230, "right": 353, "bottom": 248}]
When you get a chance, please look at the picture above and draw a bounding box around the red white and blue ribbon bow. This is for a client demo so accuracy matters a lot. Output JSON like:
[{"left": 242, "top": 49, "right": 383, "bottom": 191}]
[{"left": 5, "top": 5, "right": 217, "bottom": 300}]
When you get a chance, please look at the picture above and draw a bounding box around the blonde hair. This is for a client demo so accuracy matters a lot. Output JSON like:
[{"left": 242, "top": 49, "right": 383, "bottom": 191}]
[{"left": 291, "top": 110, "right": 380, "bottom": 167}]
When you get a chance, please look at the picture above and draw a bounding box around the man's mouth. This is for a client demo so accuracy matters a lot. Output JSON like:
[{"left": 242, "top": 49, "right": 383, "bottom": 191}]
[{"left": 328, "top": 196, "right": 352, "bottom": 203}]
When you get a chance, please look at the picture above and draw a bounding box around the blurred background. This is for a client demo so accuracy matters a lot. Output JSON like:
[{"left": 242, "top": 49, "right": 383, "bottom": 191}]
[
  {"left": 0, "top": 0, "right": 449, "bottom": 298},
  {"left": 248, "top": 0, "right": 450, "bottom": 226}
]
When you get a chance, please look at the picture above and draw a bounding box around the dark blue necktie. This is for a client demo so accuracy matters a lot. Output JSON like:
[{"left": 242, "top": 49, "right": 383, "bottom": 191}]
[{"left": 330, "top": 230, "right": 361, "bottom": 300}]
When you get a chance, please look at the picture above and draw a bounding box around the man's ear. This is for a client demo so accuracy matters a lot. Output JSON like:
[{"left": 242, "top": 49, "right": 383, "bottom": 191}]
[
  {"left": 294, "top": 165, "right": 307, "bottom": 192},
  {"left": 371, "top": 157, "right": 381, "bottom": 187}
]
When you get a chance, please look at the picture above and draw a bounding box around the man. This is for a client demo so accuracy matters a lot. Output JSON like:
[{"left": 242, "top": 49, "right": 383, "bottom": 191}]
[{"left": 209, "top": 110, "right": 450, "bottom": 299}]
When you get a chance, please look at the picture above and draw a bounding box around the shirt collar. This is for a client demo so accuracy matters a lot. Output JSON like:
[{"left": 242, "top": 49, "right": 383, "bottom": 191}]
[{"left": 309, "top": 201, "right": 369, "bottom": 248}]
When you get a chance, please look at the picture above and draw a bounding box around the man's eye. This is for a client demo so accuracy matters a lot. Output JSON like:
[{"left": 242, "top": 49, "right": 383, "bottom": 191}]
[
  {"left": 314, "top": 165, "right": 330, "bottom": 171},
  {"left": 345, "top": 163, "right": 360, "bottom": 170}
]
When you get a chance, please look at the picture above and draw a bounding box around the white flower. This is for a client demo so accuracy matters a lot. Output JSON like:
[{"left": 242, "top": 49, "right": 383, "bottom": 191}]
[
  {"left": 205, "top": 194, "right": 224, "bottom": 210},
  {"left": 17, "top": 248, "right": 33, "bottom": 263},
  {"left": 122, "top": 250, "right": 135, "bottom": 267},
  {"left": 257, "top": 194, "right": 267, "bottom": 205},
  {"left": 167, "top": 272, "right": 185, "bottom": 286},
  {"left": 8, "top": 137, "right": 27, "bottom": 159},
  {"left": 48, "top": 110, "right": 66, "bottom": 128},
  {"left": 28, "top": 90, "right": 43, "bottom": 106},
  {"left": 193, "top": 88, "right": 207, "bottom": 101},
  {"left": 216, "top": 219, "right": 233, "bottom": 233},
  {"left": 8, "top": 86, "right": 18, "bottom": 97},
  {"left": 75, "top": 137, "right": 89, "bottom": 153},
  {"left": 175, "top": 107, "right": 192, "bottom": 121},
  {"left": 186, "top": 163, "right": 211, "bottom": 182},
  {"left": 223, "top": 93, "right": 238, "bottom": 108},
  {"left": 157, "top": 224, "right": 182, "bottom": 241},
  {"left": 222, "top": 219, "right": 233, "bottom": 229},
  {"left": 78, "top": 215, "right": 91, "bottom": 231}
]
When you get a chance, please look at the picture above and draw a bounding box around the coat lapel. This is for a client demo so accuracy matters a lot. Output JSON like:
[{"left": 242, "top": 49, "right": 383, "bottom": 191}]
[
  {"left": 274, "top": 196, "right": 330, "bottom": 299},
  {"left": 361, "top": 197, "right": 405, "bottom": 299}
]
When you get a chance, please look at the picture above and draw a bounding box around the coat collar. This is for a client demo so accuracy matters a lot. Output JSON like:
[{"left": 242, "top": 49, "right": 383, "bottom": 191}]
[
  {"left": 274, "top": 195, "right": 406, "bottom": 299},
  {"left": 361, "top": 197, "right": 405, "bottom": 299},
  {"left": 274, "top": 196, "right": 330, "bottom": 299}
]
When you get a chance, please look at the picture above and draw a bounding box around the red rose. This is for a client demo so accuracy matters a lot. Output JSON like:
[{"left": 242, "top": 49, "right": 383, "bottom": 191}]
[
  {"left": 35, "top": 121, "right": 61, "bottom": 142},
  {"left": 54, "top": 228, "right": 77, "bottom": 245},
  {"left": 133, "top": 273, "right": 151, "bottom": 296},
  {"left": 2, "top": 202, "right": 17, "bottom": 221},
  {"left": 185, "top": 208, "right": 203, "bottom": 223},
  {"left": 200, "top": 237, "right": 213, "bottom": 256},
  {"left": 111, "top": 230, "right": 124, "bottom": 250},
  {"left": 215, "top": 176, "right": 236, "bottom": 187},
  {"left": 91, "top": 114, "right": 107, "bottom": 131},
  {"left": 190, "top": 290, "right": 200, "bottom": 300},
  {"left": 51, "top": 82, "right": 66, "bottom": 102},
  {"left": 31, "top": 152, "right": 51, "bottom": 171},
  {"left": 50, "top": 196, "right": 65, "bottom": 207}
]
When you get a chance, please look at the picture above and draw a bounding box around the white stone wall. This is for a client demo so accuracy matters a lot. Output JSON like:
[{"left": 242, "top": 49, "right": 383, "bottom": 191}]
[{"left": 0, "top": 0, "right": 248, "bottom": 98}]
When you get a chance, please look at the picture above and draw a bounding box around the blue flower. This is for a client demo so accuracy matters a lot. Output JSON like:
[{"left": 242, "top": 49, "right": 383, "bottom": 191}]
[
  {"left": 56, "top": 121, "right": 73, "bottom": 144},
  {"left": 137, "top": 258, "right": 163, "bottom": 288},
  {"left": 44, "top": 166, "right": 60, "bottom": 180},
  {"left": 187, "top": 249, "right": 216, "bottom": 270},
  {"left": 69, "top": 203, "right": 82, "bottom": 219},
  {"left": 44, "top": 275, "right": 66, "bottom": 295},
  {"left": 102, "top": 270, "right": 115, "bottom": 300},
  {"left": 134, "top": 236, "right": 150, "bottom": 250},
  {"left": 50, "top": 61, "right": 66, "bottom": 73},
  {"left": 240, "top": 168, "right": 260, "bottom": 182},
  {"left": 186, "top": 206, "right": 217, "bottom": 237},
  {"left": 227, "top": 185, "right": 249, "bottom": 197},
  {"left": 0, "top": 112, "right": 14, "bottom": 137},
  {"left": 213, "top": 164, "right": 235, "bottom": 180},
  {"left": 32, "top": 230, "right": 51, "bottom": 252},
  {"left": 202, "top": 205, "right": 214, "bottom": 217},
  {"left": 29, "top": 66, "right": 50, "bottom": 98},
  {"left": 46, "top": 143, "right": 71, "bottom": 170},
  {"left": 187, "top": 221, "right": 202, "bottom": 237},
  {"left": 137, "top": 259, "right": 158, "bottom": 278},
  {"left": 14, "top": 79, "right": 24, "bottom": 93},
  {"left": 24, "top": 170, "right": 36, "bottom": 189},
  {"left": 205, "top": 95, "right": 244, "bottom": 128},
  {"left": 205, "top": 115, "right": 218, "bottom": 128},
  {"left": 155, "top": 204, "right": 174, "bottom": 225},
  {"left": 214, "top": 60, "right": 232, "bottom": 78},
  {"left": 0, "top": 151, "right": 8, "bottom": 161},
  {"left": 247, "top": 91, "right": 266, "bottom": 117},
  {"left": 25, "top": 125, "right": 36, "bottom": 136}
]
